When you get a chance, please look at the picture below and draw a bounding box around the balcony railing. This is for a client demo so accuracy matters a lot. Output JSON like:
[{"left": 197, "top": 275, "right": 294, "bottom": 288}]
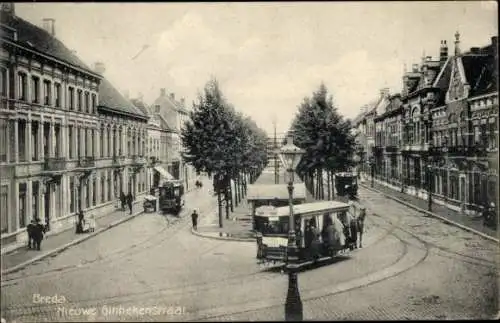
[
  {"left": 43, "top": 157, "right": 66, "bottom": 172},
  {"left": 78, "top": 157, "right": 96, "bottom": 169}
]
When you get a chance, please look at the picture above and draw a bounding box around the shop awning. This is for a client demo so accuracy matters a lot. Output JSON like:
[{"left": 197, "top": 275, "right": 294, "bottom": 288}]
[{"left": 154, "top": 166, "right": 175, "bottom": 181}]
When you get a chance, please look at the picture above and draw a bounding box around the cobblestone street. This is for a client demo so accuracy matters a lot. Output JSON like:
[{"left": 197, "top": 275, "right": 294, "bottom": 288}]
[{"left": 1, "top": 183, "right": 497, "bottom": 321}]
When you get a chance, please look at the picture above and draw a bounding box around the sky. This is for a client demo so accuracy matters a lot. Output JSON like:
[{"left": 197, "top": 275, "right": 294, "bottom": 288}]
[{"left": 15, "top": 1, "right": 497, "bottom": 134}]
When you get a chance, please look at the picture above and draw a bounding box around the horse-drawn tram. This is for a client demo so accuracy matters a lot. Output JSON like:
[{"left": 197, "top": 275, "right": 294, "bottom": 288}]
[{"left": 256, "top": 200, "right": 365, "bottom": 269}]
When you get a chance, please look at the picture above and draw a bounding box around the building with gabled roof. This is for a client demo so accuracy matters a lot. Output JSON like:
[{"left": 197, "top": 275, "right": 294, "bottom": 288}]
[
  {"left": 361, "top": 32, "right": 498, "bottom": 217},
  {"left": 151, "top": 88, "right": 196, "bottom": 191}
]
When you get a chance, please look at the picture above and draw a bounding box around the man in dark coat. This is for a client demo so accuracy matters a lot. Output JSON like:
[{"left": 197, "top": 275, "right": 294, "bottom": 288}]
[
  {"left": 127, "top": 193, "right": 133, "bottom": 215},
  {"left": 27, "top": 218, "right": 45, "bottom": 250},
  {"left": 191, "top": 210, "right": 199, "bottom": 230},
  {"left": 120, "top": 191, "right": 126, "bottom": 210}
]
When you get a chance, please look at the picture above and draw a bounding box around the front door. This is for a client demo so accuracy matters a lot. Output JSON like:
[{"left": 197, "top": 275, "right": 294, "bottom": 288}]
[{"left": 44, "top": 185, "right": 50, "bottom": 231}]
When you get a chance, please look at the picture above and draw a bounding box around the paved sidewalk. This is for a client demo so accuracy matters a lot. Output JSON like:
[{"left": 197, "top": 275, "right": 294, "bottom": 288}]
[
  {"left": 362, "top": 181, "right": 498, "bottom": 240},
  {"left": 196, "top": 198, "right": 255, "bottom": 240},
  {"left": 1, "top": 201, "right": 144, "bottom": 271}
]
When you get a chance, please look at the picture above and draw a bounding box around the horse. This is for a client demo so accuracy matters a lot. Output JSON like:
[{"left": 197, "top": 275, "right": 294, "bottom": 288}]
[
  {"left": 195, "top": 180, "right": 203, "bottom": 189},
  {"left": 27, "top": 220, "right": 47, "bottom": 250}
]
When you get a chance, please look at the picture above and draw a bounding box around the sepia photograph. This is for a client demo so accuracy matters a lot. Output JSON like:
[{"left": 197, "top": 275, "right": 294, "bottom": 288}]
[{"left": 0, "top": 1, "right": 498, "bottom": 321}]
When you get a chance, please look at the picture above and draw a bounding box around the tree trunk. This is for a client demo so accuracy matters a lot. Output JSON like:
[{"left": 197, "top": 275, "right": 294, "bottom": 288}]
[
  {"left": 229, "top": 182, "right": 234, "bottom": 212},
  {"left": 217, "top": 191, "right": 223, "bottom": 228},
  {"left": 234, "top": 176, "right": 239, "bottom": 207},
  {"left": 331, "top": 172, "right": 335, "bottom": 199},
  {"left": 225, "top": 186, "right": 230, "bottom": 219},
  {"left": 327, "top": 170, "right": 331, "bottom": 200}
]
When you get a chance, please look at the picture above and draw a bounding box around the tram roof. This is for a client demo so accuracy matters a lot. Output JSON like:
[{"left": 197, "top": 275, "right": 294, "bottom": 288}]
[
  {"left": 247, "top": 184, "right": 307, "bottom": 201},
  {"left": 255, "top": 200, "right": 350, "bottom": 218}
]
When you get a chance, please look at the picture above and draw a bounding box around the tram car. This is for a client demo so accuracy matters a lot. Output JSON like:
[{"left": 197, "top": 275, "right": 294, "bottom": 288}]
[
  {"left": 255, "top": 200, "right": 359, "bottom": 269},
  {"left": 335, "top": 172, "right": 358, "bottom": 198},
  {"left": 159, "top": 180, "right": 185, "bottom": 214},
  {"left": 247, "top": 183, "right": 307, "bottom": 231}
]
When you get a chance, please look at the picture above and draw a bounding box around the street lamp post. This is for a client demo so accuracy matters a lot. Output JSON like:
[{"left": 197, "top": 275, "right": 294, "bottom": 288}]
[
  {"left": 369, "top": 156, "right": 375, "bottom": 188},
  {"left": 279, "top": 135, "right": 305, "bottom": 322},
  {"left": 427, "top": 142, "right": 434, "bottom": 212}
]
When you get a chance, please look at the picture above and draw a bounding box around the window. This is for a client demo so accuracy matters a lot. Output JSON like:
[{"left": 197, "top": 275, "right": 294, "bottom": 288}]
[
  {"left": 70, "top": 177, "right": 75, "bottom": 213},
  {"left": 0, "top": 119, "right": 6, "bottom": 162},
  {"left": 77, "top": 90, "right": 82, "bottom": 111},
  {"left": 101, "top": 175, "right": 105, "bottom": 203},
  {"left": 31, "top": 76, "right": 40, "bottom": 103},
  {"left": 474, "top": 126, "right": 481, "bottom": 144},
  {"left": 92, "top": 178, "right": 96, "bottom": 206},
  {"left": 68, "top": 125, "right": 73, "bottom": 159},
  {"left": 76, "top": 126, "right": 80, "bottom": 159},
  {"left": 19, "top": 183, "right": 27, "bottom": 228},
  {"left": 84, "top": 128, "right": 88, "bottom": 157},
  {"left": 107, "top": 171, "right": 112, "bottom": 201},
  {"left": 54, "top": 83, "right": 61, "bottom": 107},
  {"left": 100, "top": 126, "right": 104, "bottom": 157},
  {"left": 18, "top": 120, "right": 26, "bottom": 162},
  {"left": 68, "top": 87, "right": 75, "bottom": 110},
  {"left": 54, "top": 125, "right": 60, "bottom": 158},
  {"left": 43, "top": 123, "right": 49, "bottom": 158},
  {"left": 31, "top": 121, "right": 38, "bottom": 161},
  {"left": 43, "top": 80, "right": 51, "bottom": 105},
  {"left": 85, "top": 92, "right": 90, "bottom": 113},
  {"left": 489, "top": 122, "right": 497, "bottom": 149},
  {"left": 18, "top": 73, "right": 27, "bottom": 100},
  {"left": 32, "top": 181, "right": 39, "bottom": 221},
  {"left": 91, "top": 94, "right": 96, "bottom": 113},
  {"left": 0, "top": 68, "right": 7, "bottom": 97},
  {"left": 0, "top": 185, "right": 8, "bottom": 233}
]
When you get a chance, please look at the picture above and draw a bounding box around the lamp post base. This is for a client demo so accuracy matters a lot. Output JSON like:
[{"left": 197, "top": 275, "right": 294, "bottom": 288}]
[{"left": 285, "top": 270, "right": 303, "bottom": 321}]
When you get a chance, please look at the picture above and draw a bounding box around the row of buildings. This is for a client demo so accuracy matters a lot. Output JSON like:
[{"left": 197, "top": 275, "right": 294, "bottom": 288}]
[
  {"left": 353, "top": 32, "right": 498, "bottom": 214},
  {"left": 0, "top": 3, "right": 196, "bottom": 250}
]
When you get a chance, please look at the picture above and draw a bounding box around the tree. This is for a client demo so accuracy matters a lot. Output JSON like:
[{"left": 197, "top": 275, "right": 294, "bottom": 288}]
[
  {"left": 288, "top": 83, "right": 356, "bottom": 200},
  {"left": 181, "top": 78, "right": 268, "bottom": 227}
]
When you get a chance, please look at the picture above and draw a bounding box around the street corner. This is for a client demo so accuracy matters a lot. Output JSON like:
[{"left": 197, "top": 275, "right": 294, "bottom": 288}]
[{"left": 191, "top": 226, "right": 255, "bottom": 242}]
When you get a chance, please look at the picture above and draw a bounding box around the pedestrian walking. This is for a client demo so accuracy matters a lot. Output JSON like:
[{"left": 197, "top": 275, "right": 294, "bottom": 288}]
[
  {"left": 120, "top": 191, "right": 126, "bottom": 210},
  {"left": 191, "top": 209, "right": 199, "bottom": 230},
  {"left": 127, "top": 193, "right": 133, "bottom": 215}
]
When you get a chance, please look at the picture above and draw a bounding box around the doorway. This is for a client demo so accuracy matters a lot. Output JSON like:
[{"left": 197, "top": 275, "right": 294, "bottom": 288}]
[{"left": 44, "top": 184, "right": 50, "bottom": 231}]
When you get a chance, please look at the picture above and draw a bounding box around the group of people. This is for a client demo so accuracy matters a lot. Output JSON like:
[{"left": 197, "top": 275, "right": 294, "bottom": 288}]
[
  {"left": 120, "top": 191, "right": 134, "bottom": 215},
  {"left": 27, "top": 218, "right": 47, "bottom": 250}
]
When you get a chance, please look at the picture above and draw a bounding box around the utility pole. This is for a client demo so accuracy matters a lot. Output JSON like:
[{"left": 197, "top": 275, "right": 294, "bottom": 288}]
[{"left": 273, "top": 116, "right": 279, "bottom": 184}]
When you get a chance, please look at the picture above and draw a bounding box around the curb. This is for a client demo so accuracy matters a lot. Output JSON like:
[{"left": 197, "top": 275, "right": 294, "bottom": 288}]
[
  {"left": 191, "top": 227, "right": 255, "bottom": 242},
  {"left": 1, "top": 209, "right": 144, "bottom": 276},
  {"left": 360, "top": 184, "right": 499, "bottom": 243}
]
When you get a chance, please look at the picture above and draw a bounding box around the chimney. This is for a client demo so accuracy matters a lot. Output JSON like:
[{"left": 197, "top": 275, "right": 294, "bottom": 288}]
[
  {"left": 439, "top": 40, "right": 448, "bottom": 66},
  {"left": 180, "top": 98, "right": 185, "bottom": 105},
  {"left": 454, "top": 30, "right": 461, "bottom": 55},
  {"left": 42, "top": 18, "right": 55, "bottom": 37},
  {"left": 138, "top": 92, "right": 144, "bottom": 101},
  {"left": 470, "top": 47, "right": 480, "bottom": 54},
  {"left": 1, "top": 3, "right": 15, "bottom": 16},
  {"left": 170, "top": 93, "right": 175, "bottom": 100},
  {"left": 380, "top": 88, "right": 389, "bottom": 98},
  {"left": 160, "top": 88, "right": 166, "bottom": 97},
  {"left": 93, "top": 62, "right": 105, "bottom": 75},
  {"left": 123, "top": 90, "right": 130, "bottom": 99},
  {"left": 412, "top": 64, "right": 419, "bottom": 73}
]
